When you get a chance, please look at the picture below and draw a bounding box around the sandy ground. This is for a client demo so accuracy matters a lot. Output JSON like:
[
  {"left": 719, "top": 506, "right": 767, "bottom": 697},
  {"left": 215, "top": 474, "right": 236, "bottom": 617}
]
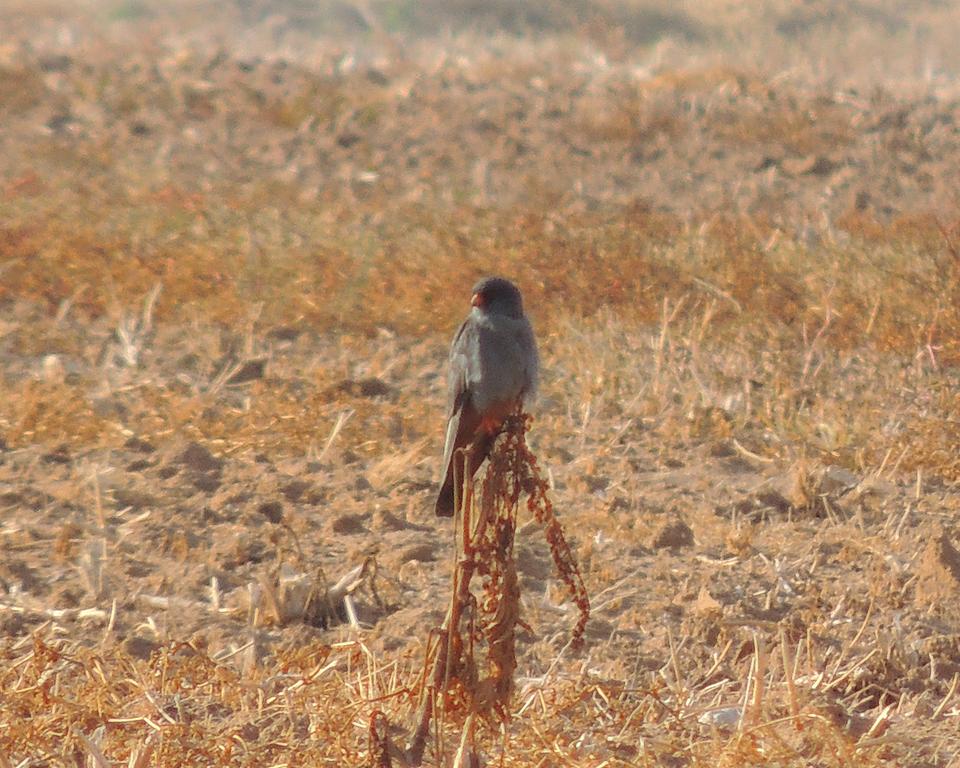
[{"left": 3, "top": 2, "right": 960, "bottom": 766}]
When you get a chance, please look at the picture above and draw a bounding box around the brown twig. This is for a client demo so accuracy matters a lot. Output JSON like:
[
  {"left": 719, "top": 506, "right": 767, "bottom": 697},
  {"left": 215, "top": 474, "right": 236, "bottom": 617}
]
[{"left": 408, "top": 410, "right": 589, "bottom": 765}]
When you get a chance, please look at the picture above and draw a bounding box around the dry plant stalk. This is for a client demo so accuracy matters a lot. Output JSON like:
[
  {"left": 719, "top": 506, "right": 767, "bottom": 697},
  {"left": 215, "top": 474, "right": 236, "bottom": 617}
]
[
  {"left": 368, "top": 711, "right": 393, "bottom": 768},
  {"left": 408, "top": 410, "right": 589, "bottom": 766}
]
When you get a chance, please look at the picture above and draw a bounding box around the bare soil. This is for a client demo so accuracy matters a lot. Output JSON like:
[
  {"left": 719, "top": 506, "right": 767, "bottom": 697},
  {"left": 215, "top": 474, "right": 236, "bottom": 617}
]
[{"left": 3, "top": 2, "right": 960, "bottom": 766}]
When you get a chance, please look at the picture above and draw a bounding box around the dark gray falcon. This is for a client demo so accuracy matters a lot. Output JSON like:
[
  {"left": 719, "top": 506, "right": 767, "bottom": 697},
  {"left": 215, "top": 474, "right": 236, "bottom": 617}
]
[{"left": 435, "top": 277, "right": 539, "bottom": 517}]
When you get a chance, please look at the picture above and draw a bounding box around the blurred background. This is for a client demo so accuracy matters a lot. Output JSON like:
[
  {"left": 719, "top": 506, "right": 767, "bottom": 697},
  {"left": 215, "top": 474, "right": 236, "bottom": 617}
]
[
  {"left": 4, "top": 0, "right": 960, "bottom": 334},
  {"left": 5, "top": 4, "right": 960, "bottom": 766}
]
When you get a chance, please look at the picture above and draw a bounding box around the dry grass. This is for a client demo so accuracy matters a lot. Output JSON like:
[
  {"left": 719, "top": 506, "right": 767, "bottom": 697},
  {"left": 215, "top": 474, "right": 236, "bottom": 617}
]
[{"left": 3, "top": 1, "right": 960, "bottom": 766}]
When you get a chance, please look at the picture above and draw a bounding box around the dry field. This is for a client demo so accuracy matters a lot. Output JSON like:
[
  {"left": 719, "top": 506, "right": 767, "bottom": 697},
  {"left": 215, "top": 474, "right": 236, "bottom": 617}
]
[{"left": 4, "top": 1, "right": 960, "bottom": 765}]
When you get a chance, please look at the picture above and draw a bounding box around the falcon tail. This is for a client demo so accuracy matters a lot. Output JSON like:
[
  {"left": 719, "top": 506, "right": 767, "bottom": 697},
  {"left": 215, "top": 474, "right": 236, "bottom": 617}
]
[{"left": 434, "top": 403, "right": 491, "bottom": 517}]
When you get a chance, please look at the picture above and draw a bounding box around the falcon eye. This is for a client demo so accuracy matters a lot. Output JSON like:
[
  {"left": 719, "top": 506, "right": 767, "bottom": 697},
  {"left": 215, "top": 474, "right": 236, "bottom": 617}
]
[{"left": 471, "top": 291, "right": 486, "bottom": 308}]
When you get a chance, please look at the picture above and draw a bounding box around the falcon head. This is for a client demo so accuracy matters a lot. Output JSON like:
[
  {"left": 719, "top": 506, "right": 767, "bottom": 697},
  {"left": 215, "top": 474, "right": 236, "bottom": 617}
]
[{"left": 470, "top": 276, "right": 525, "bottom": 318}]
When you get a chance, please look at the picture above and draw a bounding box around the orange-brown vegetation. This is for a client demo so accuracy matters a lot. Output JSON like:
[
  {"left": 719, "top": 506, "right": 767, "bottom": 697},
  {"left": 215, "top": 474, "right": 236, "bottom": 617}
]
[{"left": 3, "top": 1, "right": 960, "bottom": 765}]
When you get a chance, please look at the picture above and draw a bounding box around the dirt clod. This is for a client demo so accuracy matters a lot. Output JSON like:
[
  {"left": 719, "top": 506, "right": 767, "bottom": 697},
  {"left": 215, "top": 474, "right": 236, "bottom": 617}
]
[
  {"left": 2, "top": 2, "right": 960, "bottom": 765},
  {"left": 650, "top": 520, "right": 695, "bottom": 549},
  {"left": 915, "top": 527, "right": 960, "bottom": 606},
  {"left": 257, "top": 501, "right": 284, "bottom": 523},
  {"left": 176, "top": 442, "right": 224, "bottom": 474}
]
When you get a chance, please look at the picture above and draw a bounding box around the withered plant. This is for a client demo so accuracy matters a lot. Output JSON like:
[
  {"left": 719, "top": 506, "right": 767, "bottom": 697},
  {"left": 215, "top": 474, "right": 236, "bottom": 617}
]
[{"left": 403, "top": 410, "right": 590, "bottom": 767}]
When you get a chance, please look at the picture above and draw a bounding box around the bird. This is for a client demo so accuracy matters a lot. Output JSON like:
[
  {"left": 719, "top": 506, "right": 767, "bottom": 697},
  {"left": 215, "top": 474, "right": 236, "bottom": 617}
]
[{"left": 434, "top": 277, "right": 539, "bottom": 517}]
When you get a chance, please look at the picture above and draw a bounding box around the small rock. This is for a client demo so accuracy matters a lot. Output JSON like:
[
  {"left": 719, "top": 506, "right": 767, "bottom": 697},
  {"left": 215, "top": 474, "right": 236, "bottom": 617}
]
[
  {"left": 330, "top": 514, "right": 367, "bottom": 535},
  {"left": 257, "top": 501, "right": 284, "bottom": 524},
  {"left": 354, "top": 476, "right": 372, "bottom": 492},
  {"left": 650, "top": 520, "right": 694, "bottom": 550},
  {"left": 692, "top": 586, "right": 723, "bottom": 616},
  {"left": 329, "top": 377, "right": 394, "bottom": 399},
  {"left": 191, "top": 474, "right": 221, "bottom": 494},
  {"left": 816, "top": 465, "right": 859, "bottom": 495},
  {"left": 281, "top": 481, "right": 310, "bottom": 503},
  {"left": 176, "top": 442, "right": 223, "bottom": 474},
  {"left": 45, "top": 113, "right": 74, "bottom": 133},
  {"left": 753, "top": 489, "right": 794, "bottom": 514},
  {"left": 783, "top": 154, "right": 838, "bottom": 176},
  {"left": 366, "top": 68, "right": 389, "bottom": 86},
  {"left": 771, "top": 463, "right": 813, "bottom": 509},
  {"left": 158, "top": 465, "right": 179, "bottom": 480},
  {"left": 123, "top": 636, "right": 161, "bottom": 661},
  {"left": 41, "top": 445, "right": 71, "bottom": 465},
  {"left": 39, "top": 54, "right": 73, "bottom": 72},
  {"left": 396, "top": 543, "right": 436, "bottom": 563},
  {"left": 807, "top": 155, "right": 839, "bottom": 176},
  {"left": 754, "top": 155, "right": 780, "bottom": 172},
  {"left": 698, "top": 706, "right": 742, "bottom": 728},
  {"left": 209, "top": 488, "right": 252, "bottom": 513},
  {"left": 915, "top": 527, "right": 960, "bottom": 606},
  {"left": 371, "top": 509, "right": 409, "bottom": 532},
  {"left": 226, "top": 359, "right": 267, "bottom": 385},
  {"left": 125, "top": 437, "right": 156, "bottom": 454},
  {"left": 112, "top": 488, "right": 157, "bottom": 510},
  {"left": 91, "top": 397, "right": 129, "bottom": 420},
  {"left": 41, "top": 354, "right": 65, "bottom": 384},
  {"left": 213, "top": 533, "right": 268, "bottom": 570},
  {"left": 516, "top": 542, "right": 551, "bottom": 580}
]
